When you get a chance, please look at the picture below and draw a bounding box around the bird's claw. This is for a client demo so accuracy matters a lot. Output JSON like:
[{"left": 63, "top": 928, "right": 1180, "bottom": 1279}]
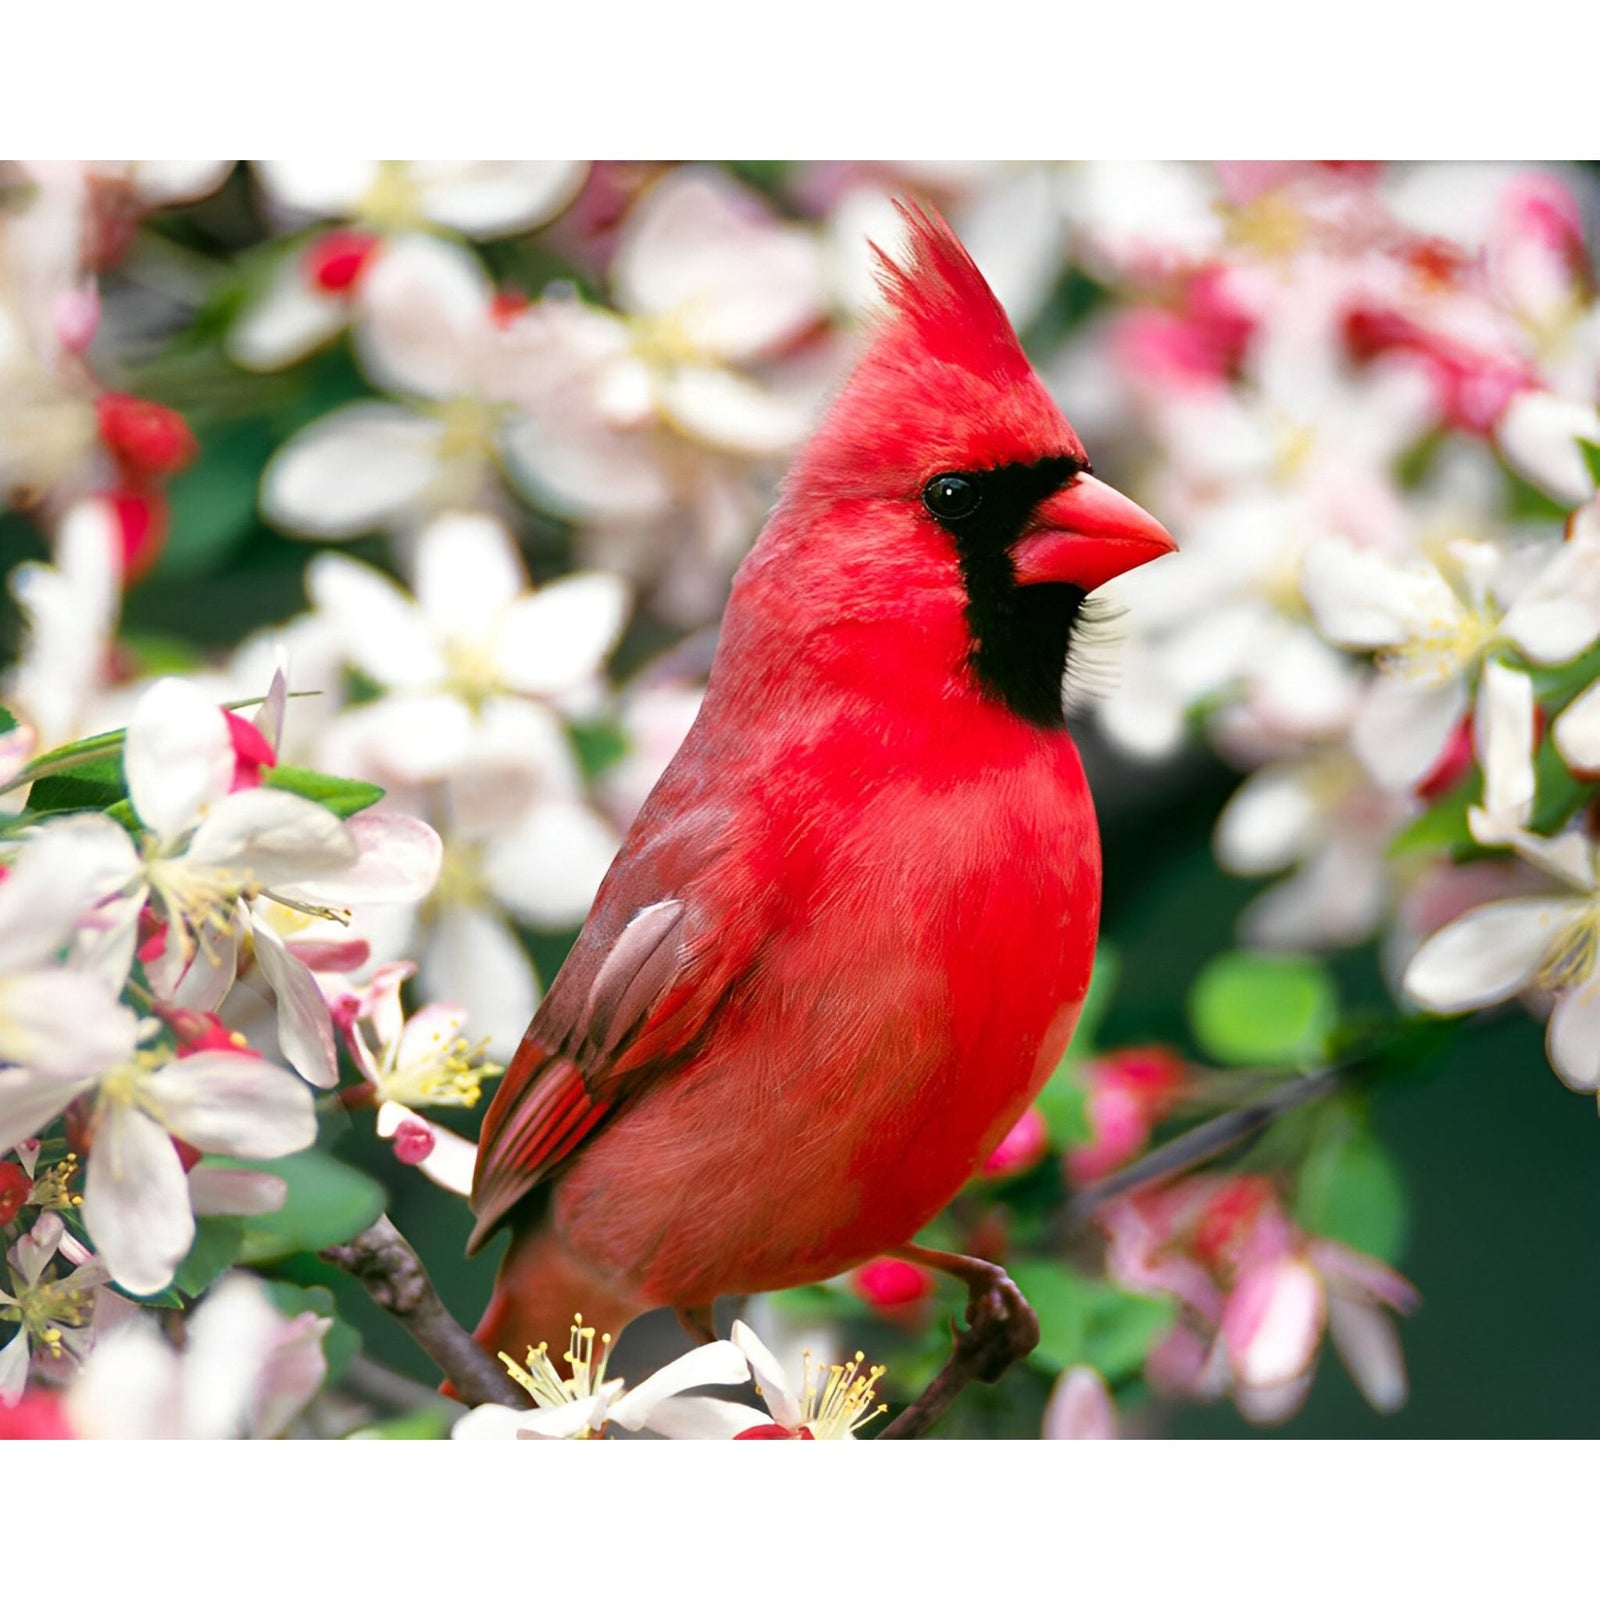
[{"left": 952, "top": 1267, "right": 1040, "bottom": 1383}]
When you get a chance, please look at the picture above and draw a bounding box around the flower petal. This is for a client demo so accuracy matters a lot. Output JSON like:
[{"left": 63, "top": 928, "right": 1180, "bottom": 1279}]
[
  {"left": 1326, "top": 1297, "right": 1408, "bottom": 1414},
  {"left": 0, "top": 970, "right": 139, "bottom": 1079},
  {"left": 414, "top": 510, "right": 525, "bottom": 632},
  {"left": 228, "top": 253, "right": 350, "bottom": 371},
  {"left": 1500, "top": 523, "right": 1600, "bottom": 664},
  {"left": 147, "top": 1050, "right": 317, "bottom": 1158},
  {"left": 186, "top": 786, "right": 357, "bottom": 883},
  {"left": 496, "top": 572, "right": 629, "bottom": 698},
  {"left": 1470, "top": 661, "right": 1536, "bottom": 841},
  {"left": 352, "top": 233, "right": 490, "bottom": 401},
  {"left": 1222, "top": 1258, "right": 1325, "bottom": 1390},
  {"left": 729, "top": 1319, "right": 802, "bottom": 1432},
  {"left": 188, "top": 1164, "right": 289, "bottom": 1217},
  {"left": 606, "top": 1339, "right": 751, "bottom": 1432},
  {"left": 452, "top": 1403, "right": 538, "bottom": 1439},
  {"left": 1353, "top": 675, "right": 1468, "bottom": 791},
  {"left": 0, "top": 814, "right": 139, "bottom": 972},
  {"left": 125, "top": 678, "right": 234, "bottom": 841},
  {"left": 248, "top": 919, "right": 340, "bottom": 1088},
  {"left": 1547, "top": 979, "right": 1600, "bottom": 1091},
  {"left": 415, "top": 160, "right": 587, "bottom": 237},
  {"left": 1301, "top": 538, "right": 1462, "bottom": 650},
  {"left": 1403, "top": 896, "right": 1578, "bottom": 1013},
  {"left": 1041, "top": 1365, "right": 1118, "bottom": 1439},
  {"left": 483, "top": 799, "right": 620, "bottom": 929},
  {"left": 306, "top": 549, "right": 444, "bottom": 690},
  {"left": 638, "top": 1395, "right": 774, "bottom": 1439},
  {"left": 263, "top": 404, "right": 443, "bottom": 539},
  {"left": 82, "top": 1105, "right": 195, "bottom": 1296},
  {"left": 0, "top": 1064, "right": 87, "bottom": 1152},
  {"left": 278, "top": 811, "right": 441, "bottom": 906},
  {"left": 1554, "top": 678, "right": 1600, "bottom": 774},
  {"left": 418, "top": 905, "right": 539, "bottom": 1063}
]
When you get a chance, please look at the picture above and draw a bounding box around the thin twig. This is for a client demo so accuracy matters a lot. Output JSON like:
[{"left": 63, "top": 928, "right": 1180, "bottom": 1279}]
[
  {"left": 1055, "top": 1066, "right": 1344, "bottom": 1241},
  {"left": 320, "top": 1213, "right": 527, "bottom": 1409}
]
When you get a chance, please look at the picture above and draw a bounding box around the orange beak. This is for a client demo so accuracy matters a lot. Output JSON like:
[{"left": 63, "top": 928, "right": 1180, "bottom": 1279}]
[{"left": 1010, "top": 473, "right": 1176, "bottom": 590}]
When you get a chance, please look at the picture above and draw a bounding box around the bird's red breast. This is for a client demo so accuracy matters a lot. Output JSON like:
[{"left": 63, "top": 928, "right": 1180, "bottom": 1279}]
[{"left": 469, "top": 203, "right": 1174, "bottom": 1350}]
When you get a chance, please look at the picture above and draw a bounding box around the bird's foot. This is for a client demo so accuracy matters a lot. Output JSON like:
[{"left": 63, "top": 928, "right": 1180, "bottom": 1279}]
[{"left": 891, "top": 1244, "right": 1040, "bottom": 1383}]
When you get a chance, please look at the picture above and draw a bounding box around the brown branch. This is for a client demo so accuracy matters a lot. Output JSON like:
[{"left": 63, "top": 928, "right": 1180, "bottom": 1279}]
[{"left": 320, "top": 1214, "right": 528, "bottom": 1409}]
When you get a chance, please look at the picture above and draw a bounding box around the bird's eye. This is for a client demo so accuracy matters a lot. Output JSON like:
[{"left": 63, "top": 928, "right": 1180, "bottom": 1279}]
[{"left": 923, "top": 475, "right": 982, "bottom": 522}]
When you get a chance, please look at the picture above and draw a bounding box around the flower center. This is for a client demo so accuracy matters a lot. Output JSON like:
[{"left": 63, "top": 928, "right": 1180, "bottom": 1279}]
[
  {"left": 795, "top": 1348, "right": 888, "bottom": 1439},
  {"left": 499, "top": 1315, "right": 614, "bottom": 1435},
  {"left": 1376, "top": 604, "right": 1499, "bottom": 687},
  {"left": 1536, "top": 901, "right": 1600, "bottom": 993},
  {"left": 144, "top": 845, "right": 252, "bottom": 965},
  {"left": 381, "top": 1022, "right": 497, "bottom": 1111},
  {"left": 356, "top": 162, "right": 423, "bottom": 232}
]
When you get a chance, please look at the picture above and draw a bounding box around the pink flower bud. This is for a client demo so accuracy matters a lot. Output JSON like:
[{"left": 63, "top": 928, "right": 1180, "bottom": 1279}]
[
  {"left": 982, "top": 1104, "right": 1049, "bottom": 1178},
  {"left": 392, "top": 1117, "right": 437, "bottom": 1166},
  {"left": 852, "top": 1256, "right": 936, "bottom": 1310}
]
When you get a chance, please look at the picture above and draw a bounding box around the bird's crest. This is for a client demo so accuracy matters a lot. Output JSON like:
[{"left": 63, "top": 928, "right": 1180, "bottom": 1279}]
[{"left": 868, "top": 202, "right": 1040, "bottom": 391}]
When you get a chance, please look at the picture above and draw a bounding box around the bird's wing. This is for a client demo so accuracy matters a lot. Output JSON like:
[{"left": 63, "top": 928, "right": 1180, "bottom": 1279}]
[{"left": 468, "top": 800, "right": 766, "bottom": 1253}]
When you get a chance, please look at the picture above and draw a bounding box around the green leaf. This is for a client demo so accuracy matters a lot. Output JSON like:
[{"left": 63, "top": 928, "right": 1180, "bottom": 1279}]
[
  {"left": 1011, "top": 1260, "right": 1174, "bottom": 1383},
  {"left": 1034, "top": 1061, "right": 1092, "bottom": 1148},
  {"left": 569, "top": 718, "right": 629, "bottom": 781},
  {"left": 0, "top": 704, "right": 16, "bottom": 736},
  {"left": 230, "top": 1149, "right": 386, "bottom": 1263},
  {"left": 348, "top": 1408, "right": 453, "bottom": 1440},
  {"left": 1579, "top": 437, "right": 1600, "bottom": 490},
  {"left": 0, "top": 725, "right": 128, "bottom": 795},
  {"left": 174, "top": 1215, "right": 246, "bottom": 1298},
  {"left": 263, "top": 765, "right": 385, "bottom": 819},
  {"left": 26, "top": 755, "right": 127, "bottom": 815},
  {"left": 1189, "top": 951, "right": 1337, "bottom": 1067},
  {"left": 1530, "top": 732, "right": 1591, "bottom": 835},
  {"left": 1388, "top": 787, "right": 1475, "bottom": 857},
  {"left": 260, "top": 1280, "right": 361, "bottom": 1383},
  {"left": 1296, "top": 1125, "right": 1408, "bottom": 1262}
]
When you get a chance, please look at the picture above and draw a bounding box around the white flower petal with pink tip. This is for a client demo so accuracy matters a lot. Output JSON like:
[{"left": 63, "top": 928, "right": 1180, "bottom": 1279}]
[
  {"left": 188, "top": 1165, "right": 288, "bottom": 1217},
  {"left": 1222, "top": 1258, "right": 1326, "bottom": 1390},
  {"left": 126, "top": 678, "right": 235, "bottom": 841},
  {"left": 263, "top": 404, "right": 444, "bottom": 539},
  {"left": 146, "top": 1050, "right": 317, "bottom": 1158},
  {"left": 187, "top": 785, "right": 356, "bottom": 882},
  {"left": 1042, "top": 1365, "right": 1118, "bottom": 1439},
  {"left": 1403, "top": 897, "right": 1579, "bottom": 1014},
  {"left": 279, "top": 811, "right": 441, "bottom": 906},
  {"left": 496, "top": 572, "right": 630, "bottom": 699},
  {"left": 655, "top": 364, "right": 816, "bottom": 456},
  {"left": 249, "top": 916, "right": 339, "bottom": 1087},
  {"left": 82, "top": 1105, "right": 195, "bottom": 1296}
]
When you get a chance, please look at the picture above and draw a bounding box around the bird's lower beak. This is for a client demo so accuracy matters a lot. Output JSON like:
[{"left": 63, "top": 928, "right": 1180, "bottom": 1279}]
[{"left": 1010, "top": 473, "right": 1176, "bottom": 590}]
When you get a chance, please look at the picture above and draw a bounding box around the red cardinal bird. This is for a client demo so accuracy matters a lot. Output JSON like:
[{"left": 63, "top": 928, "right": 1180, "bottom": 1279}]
[{"left": 469, "top": 204, "right": 1175, "bottom": 1364}]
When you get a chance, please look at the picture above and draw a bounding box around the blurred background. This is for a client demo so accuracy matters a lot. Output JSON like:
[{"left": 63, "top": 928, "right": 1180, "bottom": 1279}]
[{"left": 3, "top": 160, "right": 1598, "bottom": 1437}]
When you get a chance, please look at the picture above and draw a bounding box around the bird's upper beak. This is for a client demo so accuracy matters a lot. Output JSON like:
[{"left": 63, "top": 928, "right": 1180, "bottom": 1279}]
[{"left": 1010, "top": 473, "right": 1176, "bottom": 590}]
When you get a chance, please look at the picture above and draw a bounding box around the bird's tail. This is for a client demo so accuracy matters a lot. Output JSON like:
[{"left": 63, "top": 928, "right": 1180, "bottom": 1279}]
[{"left": 473, "top": 1224, "right": 650, "bottom": 1367}]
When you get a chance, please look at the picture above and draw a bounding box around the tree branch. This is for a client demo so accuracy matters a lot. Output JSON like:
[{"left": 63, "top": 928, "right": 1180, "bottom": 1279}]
[{"left": 320, "top": 1214, "right": 528, "bottom": 1409}]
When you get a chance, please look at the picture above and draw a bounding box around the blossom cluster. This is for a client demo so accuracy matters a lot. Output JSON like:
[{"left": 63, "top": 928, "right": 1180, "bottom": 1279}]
[{"left": 2, "top": 160, "right": 1597, "bottom": 1438}]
